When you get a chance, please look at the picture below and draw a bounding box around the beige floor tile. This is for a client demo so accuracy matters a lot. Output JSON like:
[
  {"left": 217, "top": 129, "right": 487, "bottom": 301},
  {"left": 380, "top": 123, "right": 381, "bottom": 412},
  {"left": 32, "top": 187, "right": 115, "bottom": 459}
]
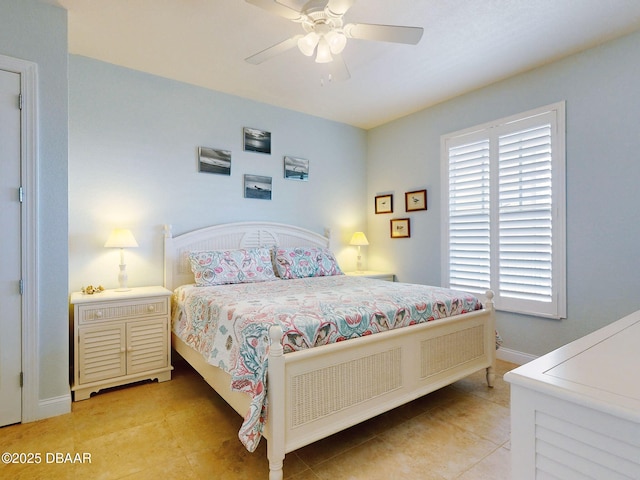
[
  {"left": 427, "top": 392, "right": 511, "bottom": 446},
  {"left": 74, "top": 419, "right": 184, "bottom": 480},
  {"left": 0, "top": 358, "right": 515, "bottom": 479},
  {"left": 165, "top": 404, "right": 240, "bottom": 455},
  {"left": 120, "top": 454, "right": 200, "bottom": 480},
  {"left": 1, "top": 413, "right": 75, "bottom": 452},
  {"left": 308, "top": 435, "right": 448, "bottom": 480},
  {"left": 293, "top": 420, "right": 378, "bottom": 468},
  {"left": 451, "top": 363, "right": 513, "bottom": 408},
  {"left": 287, "top": 468, "right": 323, "bottom": 480},
  {"left": 458, "top": 445, "right": 511, "bottom": 480},
  {"left": 377, "top": 414, "right": 501, "bottom": 480},
  {"left": 71, "top": 384, "right": 169, "bottom": 441},
  {"left": 0, "top": 461, "right": 78, "bottom": 480}
]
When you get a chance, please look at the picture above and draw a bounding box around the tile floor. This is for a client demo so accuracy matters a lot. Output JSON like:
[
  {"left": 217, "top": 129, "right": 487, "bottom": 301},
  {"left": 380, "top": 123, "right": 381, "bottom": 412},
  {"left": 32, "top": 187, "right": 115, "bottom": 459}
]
[{"left": 0, "top": 356, "right": 516, "bottom": 480}]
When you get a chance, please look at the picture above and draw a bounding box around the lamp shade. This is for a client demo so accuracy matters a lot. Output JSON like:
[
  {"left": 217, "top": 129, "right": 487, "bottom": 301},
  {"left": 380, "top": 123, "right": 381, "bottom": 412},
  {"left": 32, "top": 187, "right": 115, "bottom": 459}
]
[
  {"left": 349, "top": 232, "right": 369, "bottom": 246},
  {"left": 104, "top": 228, "right": 138, "bottom": 248}
]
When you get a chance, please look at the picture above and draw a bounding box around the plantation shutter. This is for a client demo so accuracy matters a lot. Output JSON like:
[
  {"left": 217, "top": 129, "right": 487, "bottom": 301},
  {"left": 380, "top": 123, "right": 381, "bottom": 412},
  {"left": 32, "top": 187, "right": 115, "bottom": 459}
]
[
  {"left": 442, "top": 102, "right": 566, "bottom": 319},
  {"left": 447, "top": 138, "right": 491, "bottom": 294},
  {"left": 498, "top": 122, "right": 553, "bottom": 304}
]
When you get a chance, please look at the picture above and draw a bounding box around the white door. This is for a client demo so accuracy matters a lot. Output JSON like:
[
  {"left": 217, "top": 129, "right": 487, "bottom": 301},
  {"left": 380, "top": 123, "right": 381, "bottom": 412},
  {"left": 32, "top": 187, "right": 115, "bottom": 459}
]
[{"left": 0, "top": 68, "right": 22, "bottom": 426}]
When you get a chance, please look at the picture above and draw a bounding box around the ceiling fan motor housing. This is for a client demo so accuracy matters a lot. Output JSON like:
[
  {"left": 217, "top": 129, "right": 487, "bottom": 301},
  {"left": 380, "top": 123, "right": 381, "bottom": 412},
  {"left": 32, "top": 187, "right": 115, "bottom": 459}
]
[{"left": 300, "top": 8, "right": 344, "bottom": 33}]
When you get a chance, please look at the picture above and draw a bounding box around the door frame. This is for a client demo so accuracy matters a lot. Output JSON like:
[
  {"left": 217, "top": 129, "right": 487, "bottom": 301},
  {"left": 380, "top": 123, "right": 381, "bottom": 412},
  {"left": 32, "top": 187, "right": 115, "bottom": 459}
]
[{"left": 0, "top": 54, "right": 39, "bottom": 422}]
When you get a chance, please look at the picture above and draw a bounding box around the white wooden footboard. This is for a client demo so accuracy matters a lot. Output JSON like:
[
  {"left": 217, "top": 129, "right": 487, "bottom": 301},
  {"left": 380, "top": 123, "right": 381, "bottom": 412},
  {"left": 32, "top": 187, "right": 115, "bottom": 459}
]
[{"left": 265, "top": 293, "right": 496, "bottom": 480}]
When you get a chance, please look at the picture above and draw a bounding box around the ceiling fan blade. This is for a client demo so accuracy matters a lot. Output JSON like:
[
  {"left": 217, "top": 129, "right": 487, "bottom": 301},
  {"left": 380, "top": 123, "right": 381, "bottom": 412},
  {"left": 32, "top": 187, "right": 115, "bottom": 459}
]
[
  {"left": 328, "top": 53, "right": 350, "bottom": 81},
  {"left": 245, "top": 35, "right": 303, "bottom": 64},
  {"left": 245, "top": 0, "right": 303, "bottom": 21},
  {"left": 344, "top": 23, "right": 424, "bottom": 44},
  {"left": 326, "top": 0, "right": 355, "bottom": 16}
]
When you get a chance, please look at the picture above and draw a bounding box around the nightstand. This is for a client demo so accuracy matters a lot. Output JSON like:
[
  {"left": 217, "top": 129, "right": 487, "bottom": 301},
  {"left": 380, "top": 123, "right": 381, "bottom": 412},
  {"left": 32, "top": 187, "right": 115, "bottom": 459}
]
[
  {"left": 345, "top": 271, "right": 395, "bottom": 282},
  {"left": 70, "top": 286, "right": 173, "bottom": 401}
]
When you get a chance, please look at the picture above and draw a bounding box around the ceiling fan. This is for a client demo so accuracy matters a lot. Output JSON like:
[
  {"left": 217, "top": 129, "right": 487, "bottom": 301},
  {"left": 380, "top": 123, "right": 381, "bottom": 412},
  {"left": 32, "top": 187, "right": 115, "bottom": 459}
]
[{"left": 244, "top": 0, "right": 424, "bottom": 81}]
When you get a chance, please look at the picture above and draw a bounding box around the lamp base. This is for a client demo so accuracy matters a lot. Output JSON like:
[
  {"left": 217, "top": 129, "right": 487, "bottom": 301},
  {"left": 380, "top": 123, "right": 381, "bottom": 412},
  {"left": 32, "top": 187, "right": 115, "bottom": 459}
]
[{"left": 117, "top": 264, "right": 130, "bottom": 291}]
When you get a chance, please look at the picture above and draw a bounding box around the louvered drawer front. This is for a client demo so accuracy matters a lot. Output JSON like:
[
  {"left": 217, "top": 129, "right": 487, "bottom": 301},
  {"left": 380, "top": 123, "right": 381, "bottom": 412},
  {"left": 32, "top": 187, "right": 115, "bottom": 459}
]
[
  {"left": 78, "top": 297, "right": 168, "bottom": 324},
  {"left": 126, "top": 318, "right": 169, "bottom": 375},
  {"left": 78, "top": 324, "right": 126, "bottom": 384}
]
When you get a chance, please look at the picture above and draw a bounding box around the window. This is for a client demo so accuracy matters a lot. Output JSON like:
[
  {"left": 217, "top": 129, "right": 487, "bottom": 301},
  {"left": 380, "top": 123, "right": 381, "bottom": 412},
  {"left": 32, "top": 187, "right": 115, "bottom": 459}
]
[{"left": 441, "top": 102, "right": 566, "bottom": 319}]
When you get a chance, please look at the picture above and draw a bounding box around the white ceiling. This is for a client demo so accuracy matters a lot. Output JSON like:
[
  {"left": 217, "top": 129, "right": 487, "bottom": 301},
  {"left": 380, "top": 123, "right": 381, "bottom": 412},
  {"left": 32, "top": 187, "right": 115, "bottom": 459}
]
[{"left": 49, "top": 0, "right": 640, "bottom": 129}]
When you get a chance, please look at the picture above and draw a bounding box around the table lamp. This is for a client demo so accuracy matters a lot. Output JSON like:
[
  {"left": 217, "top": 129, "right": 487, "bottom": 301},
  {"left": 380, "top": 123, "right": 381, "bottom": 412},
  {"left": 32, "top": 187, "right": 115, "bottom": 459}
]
[
  {"left": 349, "top": 231, "right": 369, "bottom": 273},
  {"left": 104, "top": 228, "right": 138, "bottom": 291}
]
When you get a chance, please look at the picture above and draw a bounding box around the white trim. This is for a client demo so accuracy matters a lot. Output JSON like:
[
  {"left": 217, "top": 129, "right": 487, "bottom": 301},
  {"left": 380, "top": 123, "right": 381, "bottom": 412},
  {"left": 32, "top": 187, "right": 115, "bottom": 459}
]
[
  {"left": 36, "top": 394, "right": 71, "bottom": 421},
  {"left": 496, "top": 346, "right": 538, "bottom": 366},
  {"left": 0, "top": 54, "right": 40, "bottom": 423}
]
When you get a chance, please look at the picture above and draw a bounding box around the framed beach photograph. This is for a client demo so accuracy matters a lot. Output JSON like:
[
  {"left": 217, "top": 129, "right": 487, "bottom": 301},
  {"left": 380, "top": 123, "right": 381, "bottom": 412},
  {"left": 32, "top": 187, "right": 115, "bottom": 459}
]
[
  {"left": 405, "top": 189, "right": 427, "bottom": 212},
  {"left": 390, "top": 218, "right": 411, "bottom": 238},
  {"left": 243, "top": 127, "right": 271, "bottom": 154},
  {"left": 284, "top": 155, "right": 309, "bottom": 181},
  {"left": 198, "top": 147, "right": 231, "bottom": 175},
  {"left": 244, "top": 174, "right": 272, "bottom": 200},
  {"left": 375, "top": 194, "right": 393, "bottom": 214}
]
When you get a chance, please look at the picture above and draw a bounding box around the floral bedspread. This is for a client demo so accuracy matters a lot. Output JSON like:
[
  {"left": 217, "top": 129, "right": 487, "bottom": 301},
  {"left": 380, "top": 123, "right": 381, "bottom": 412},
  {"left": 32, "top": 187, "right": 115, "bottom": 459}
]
[{"left": 171, "top": 276, "right": 482, "bottom": 451}]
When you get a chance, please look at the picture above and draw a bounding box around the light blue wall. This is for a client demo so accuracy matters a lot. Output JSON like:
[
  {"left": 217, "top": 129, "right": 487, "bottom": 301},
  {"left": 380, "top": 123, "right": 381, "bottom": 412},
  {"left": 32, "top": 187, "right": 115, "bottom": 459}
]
[
  {"left": 0, "top": 0, "right": 69, "bottom": 403},
  {"left": 4, "top": 0, "right": 638, "bottom": 419},
  {"left": 68, "top": 56, "right": 368, "bottom": 291},
  {"left": 367, "top": 30, "right": 640, "bottom": 357}
]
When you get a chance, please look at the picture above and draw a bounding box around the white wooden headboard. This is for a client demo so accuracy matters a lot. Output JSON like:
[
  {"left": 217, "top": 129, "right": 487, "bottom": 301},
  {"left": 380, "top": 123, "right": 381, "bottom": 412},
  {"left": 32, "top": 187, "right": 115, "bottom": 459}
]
[{"left": 163, "top": 222, "right": 332, "bottom": 290}]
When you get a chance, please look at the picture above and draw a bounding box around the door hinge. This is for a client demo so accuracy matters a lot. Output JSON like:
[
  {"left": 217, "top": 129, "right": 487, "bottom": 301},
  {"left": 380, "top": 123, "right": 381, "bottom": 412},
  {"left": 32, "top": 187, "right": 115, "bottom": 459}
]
[
  {"left": 18, "top": 93, "right": 22, "bottom": 110},
  {"left": 19, "top": 279, "right": 24, "bottom": 295},
  {"left": 19, "top": 186, "right": 24, "bottom": 203},
  {"left": 20, "top": 372, "right": 24, "bottom": 388}
]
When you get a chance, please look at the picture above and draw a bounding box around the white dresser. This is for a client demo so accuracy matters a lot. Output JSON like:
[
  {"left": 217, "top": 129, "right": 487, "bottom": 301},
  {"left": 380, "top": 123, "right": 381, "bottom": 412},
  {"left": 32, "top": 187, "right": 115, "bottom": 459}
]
[{"left": 505, "top": 309, "right": 640, "bottom": 479}]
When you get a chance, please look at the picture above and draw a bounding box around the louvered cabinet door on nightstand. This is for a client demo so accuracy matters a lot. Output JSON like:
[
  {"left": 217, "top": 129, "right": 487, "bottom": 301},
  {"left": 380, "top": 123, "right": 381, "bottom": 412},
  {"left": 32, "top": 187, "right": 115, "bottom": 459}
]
[
  {"left": 77, "top": 323, "right": 126, "bottom": 385},
  {"left": 71, "top": 286, "right": 173, "bottom": 401}
]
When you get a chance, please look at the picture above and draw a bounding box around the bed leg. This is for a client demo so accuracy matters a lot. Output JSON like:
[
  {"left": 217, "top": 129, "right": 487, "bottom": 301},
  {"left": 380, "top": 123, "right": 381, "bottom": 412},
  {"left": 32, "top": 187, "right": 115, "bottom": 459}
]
[
  {"left": 486, "top": 366, "right": 495, "bottom": 388},
  {"left": 267, "top": 325, "right": 285, "bottom": 480},
  {"left": 484, "top": 290, "right": 496, "bottom": 389},
  {"left": 268, "top": 461, "right": 284, "bottom": 480}
]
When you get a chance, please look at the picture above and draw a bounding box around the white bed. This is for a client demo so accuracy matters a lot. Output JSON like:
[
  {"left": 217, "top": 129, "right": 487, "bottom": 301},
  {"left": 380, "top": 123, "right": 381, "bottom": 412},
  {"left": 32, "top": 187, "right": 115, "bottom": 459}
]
[{"left": 164, "top": 221, "right": 496, "bottom": 480}]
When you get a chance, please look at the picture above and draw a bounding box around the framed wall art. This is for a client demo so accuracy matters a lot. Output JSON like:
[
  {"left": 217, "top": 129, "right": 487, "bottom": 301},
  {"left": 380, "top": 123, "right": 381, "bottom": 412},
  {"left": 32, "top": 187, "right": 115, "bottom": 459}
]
[
  {"left": 243, "top": 127, "right": 271, "bottom": 154},
  {"left": 375, "top": 194, "right": 393, "bottom": 214},
  {"left": 390, "top": 218, "right": 410, "bottom": 238},
  {"left": 244, "top": 174, "right": 272, "bottom": 200},
  {"left": 284, "top": 155, "right": 309, "bottom": 181},
  {"left": 198, "top": 147, "right": 231, "bottom": 175},
  {"left": 405, "top": 189, "right": 427, "bottom": 212}
]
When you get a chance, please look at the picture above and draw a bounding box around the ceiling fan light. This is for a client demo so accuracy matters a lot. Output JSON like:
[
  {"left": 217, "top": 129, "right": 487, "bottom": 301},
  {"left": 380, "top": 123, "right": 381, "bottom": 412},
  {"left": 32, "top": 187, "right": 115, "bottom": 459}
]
[
  {"left": 325, "top": 30, "right": 347, "bottom": 54},
  {"left": 315, "top": 37, "right": 333, "bottom": 63},
  {"left": 297, "top": 31, "right": 319, "bottom": 57}
]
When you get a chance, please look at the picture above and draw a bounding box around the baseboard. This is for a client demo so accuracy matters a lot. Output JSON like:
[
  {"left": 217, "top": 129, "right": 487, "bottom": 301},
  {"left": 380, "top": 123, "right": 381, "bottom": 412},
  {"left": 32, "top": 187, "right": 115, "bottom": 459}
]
[
  {"left": 30, "top": 393, "right": 71, "bottom": 422},
  {"left": 496, "top": 347, "right": 538, "bottom": 366}
]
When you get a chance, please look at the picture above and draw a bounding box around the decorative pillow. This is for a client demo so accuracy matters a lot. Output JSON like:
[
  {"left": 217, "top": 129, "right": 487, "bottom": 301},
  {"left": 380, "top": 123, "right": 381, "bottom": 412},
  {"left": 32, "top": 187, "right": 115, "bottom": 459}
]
[
  {"left": 273, "top": 246, "right": 343, "bottom": 279},
  {"left": 188, "top": 247, "right": 277, "bottom": 286}
]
